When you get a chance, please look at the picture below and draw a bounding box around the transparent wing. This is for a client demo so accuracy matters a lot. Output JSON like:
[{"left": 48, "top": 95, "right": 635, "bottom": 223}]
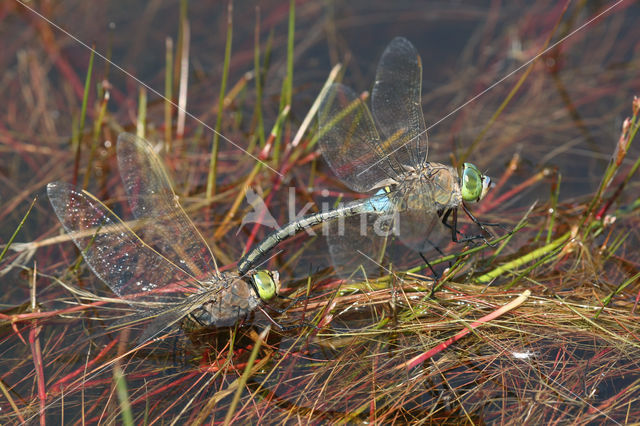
[
  {"left": 116, "top": 291, "right": 213, "bottom": 344},
  {"left": 326, "top": 214, "right": 449, "bottom": 280},
  {"left": 317, "top": 84, "right": 403, "bottom": 193},
  {"left": 325, "top": 212, "right": 393, "bottom": 280},
  {"left": 116, "top": 133, "right": 218, "bottom": 281},
  {"left": 371, "top": 37, "right": 428, "bottom": 169},
  {"left": 325, "top": 193, "right": 450, "bottom": 280},
  {"left": 395, "top": 209, "right": 450, "bottom": 253},
  {"left": 47, "top": 181, "right": 199, "bottom": 305}
]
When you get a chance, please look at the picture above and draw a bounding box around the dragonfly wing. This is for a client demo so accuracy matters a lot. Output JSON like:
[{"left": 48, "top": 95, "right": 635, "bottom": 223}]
[
  {"left": 136, "top": 308, "right": 188, "bottom": 344},
  {"left": 323, "top": 211, "right": 416, "bottom": 280},
  {"left": 318, "top": 84, "right": 401, "bottom": 193},
  {"left": 116, "top": 133, "right": 218, "bottom": 281},
  {"left": 47, "top": 182, "right": 198, "bottom": 305},
  {"left": 372, "top": 37, "right": 428, "bottom": 169},
  {"left": 325, "top": 200, "right": 448, "bottom": 280},
  {"left": 112, "top": 302, "right": 187, "bottom": 344},
  {"left": 132, "top": 292, "right": 209, "bottom": 344},
  {"left": 325, "top": 213, "right": 391, "bottom": 280},
  {"left": 395, "top": 209, "right": 450, "bottom": 254}
]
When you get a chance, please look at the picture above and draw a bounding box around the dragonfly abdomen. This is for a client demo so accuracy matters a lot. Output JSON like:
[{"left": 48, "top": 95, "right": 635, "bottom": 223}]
[{"left": 237, "top": 199, "right": 378, "bottom": 275}]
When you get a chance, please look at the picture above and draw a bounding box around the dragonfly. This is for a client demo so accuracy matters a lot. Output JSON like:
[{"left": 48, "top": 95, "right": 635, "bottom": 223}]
[
  {"left": 238, "top": 37, "right": 493, "bottom": 278},
  {"left": 48, "top": 133, "right": 280, "bottom": 343}
]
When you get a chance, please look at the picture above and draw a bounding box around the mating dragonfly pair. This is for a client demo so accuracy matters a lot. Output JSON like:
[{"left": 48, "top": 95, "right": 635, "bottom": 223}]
[{"left": 49, "top": 38, "right": 493, "bottom": 342}]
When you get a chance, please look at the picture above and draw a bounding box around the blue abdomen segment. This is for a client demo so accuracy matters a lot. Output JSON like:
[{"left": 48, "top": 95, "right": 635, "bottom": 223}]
[
  {"left": 362, "top": 189, "right": 392, "bottom": 212},
  {"left": 238, "top": 188, "right": 395, "bottom": 275}
]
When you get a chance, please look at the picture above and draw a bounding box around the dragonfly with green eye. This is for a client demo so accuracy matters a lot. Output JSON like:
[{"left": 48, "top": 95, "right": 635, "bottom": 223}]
[
  {"left": 238, "top": 37, "right": 495, "bottom": 278},
  {"left": 47, "top": 133, "right": 280, "bottom": 343}
]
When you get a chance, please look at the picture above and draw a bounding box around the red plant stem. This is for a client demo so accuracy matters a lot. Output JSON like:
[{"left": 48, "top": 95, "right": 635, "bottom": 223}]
[
  {"left": 20, "top": 1, "right": 85, "bottom": 99},
  {"left": 55, "top": 371, "right": 159, "bottom": 400},
  {"left": 479, "top": 168, "right": 550, "bottom": 216},
  {"left": 588, "top": 379, "right": 638, "bottom": 414},
  {"left": 131, "top": 371, "right": 200, "bottom": 408},
  {"left": 480, "top": 153, "right": 520, "bottom": 210},
  {"left": 0, "top": 301, "right": 111, "bottom": 322},
  {"left": 81, "top": 387, "right": 112, "bottom": 424},
  {"left": 244, "top": 135, "right": 299, "bottom": 251},
  {"left": 595, "top": 179, "right": 623, "bottom": 220},
  {"left": 243, "top": 137, "right": 280, "bottom": 251},
  {"left": 397, "top": 290, "right": 530, "bottom": 370},
  {"left": 1, "top": 283, "right": 204, "bottom": 327},
  {"left": 0, "top": 125, "right": 42, "bottom": 172},
  {"left": 29, "top": 322, "right": 46, "bottom": 426},
  {"left": 50, "top": 338, "right": 119, "bottom": 393},
  {"left": 11, "top": 322, "right": 28, "bottom": 346},
  {"left": 147, "top": 370, "right": 226, "bottom": 425}
]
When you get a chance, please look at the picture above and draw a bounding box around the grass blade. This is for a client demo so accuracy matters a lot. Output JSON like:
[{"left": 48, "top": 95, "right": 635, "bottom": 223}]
[{"left": 207, "top": 0, "right": 234, "bottom": 198}]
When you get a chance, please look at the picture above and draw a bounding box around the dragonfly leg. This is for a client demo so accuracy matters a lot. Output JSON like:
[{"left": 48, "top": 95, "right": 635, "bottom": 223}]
[
  {"left": 273, "top": 293, "right": 315, "bottom": 313},
  {"left": 461, "top": 203, "right": 510, "bottom": 247},
  {"left": 443, "top": 208, "right": 475, "bottom": 242},
  {"left": 419, "top": 238, "right": 452, "bottom": 276},
  {"left": 442, "top": 207, "right": 494, "bottom": 246},
  {"left": 439, "top": 208, "right": 457, "bottom": 242},
  {"left": 461, "top": 203, "right": 504, "bottom": 231},
  {"left": 457, "top": 233, "right": 494, "bottom": 246},
  {"left": 419, "top": 252, "right": 443, "bottom": 297},
  {"left": 419, "top": 252, "right": 440, "bottom": 279}
]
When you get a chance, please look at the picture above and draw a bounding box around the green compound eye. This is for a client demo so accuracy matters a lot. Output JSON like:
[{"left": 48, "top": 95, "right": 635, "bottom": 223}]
[
  {"left": 250, "top": 270, "right": 280, "bottom": 301},
  {"left": 461, "top": 163, "right": 492, "bottom": 202}
]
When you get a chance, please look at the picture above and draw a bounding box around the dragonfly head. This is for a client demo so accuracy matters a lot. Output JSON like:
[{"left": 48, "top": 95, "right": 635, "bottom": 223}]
[
  {"left": 461, "top": 163, "right": 492, "bottom": 203},
  {"left": 249, "top": 270, "right": 280, "bottom": 301}
]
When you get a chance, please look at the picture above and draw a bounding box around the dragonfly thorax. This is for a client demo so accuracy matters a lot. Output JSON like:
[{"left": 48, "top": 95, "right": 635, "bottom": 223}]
[
  {"left": 392, "top": 162, "right": 462, "bottom": 212},
  {"left": 185, "top": 273, "right": 262, "bottom": 329}
]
